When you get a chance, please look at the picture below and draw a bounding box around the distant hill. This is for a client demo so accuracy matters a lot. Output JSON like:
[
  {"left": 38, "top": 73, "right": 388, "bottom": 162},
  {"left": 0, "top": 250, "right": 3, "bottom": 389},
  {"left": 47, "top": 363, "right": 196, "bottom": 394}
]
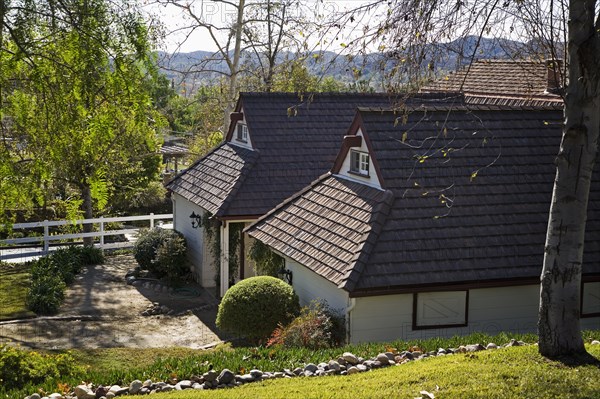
[{"left": 155, "top": 36, "right": 543, "bottom": 93}]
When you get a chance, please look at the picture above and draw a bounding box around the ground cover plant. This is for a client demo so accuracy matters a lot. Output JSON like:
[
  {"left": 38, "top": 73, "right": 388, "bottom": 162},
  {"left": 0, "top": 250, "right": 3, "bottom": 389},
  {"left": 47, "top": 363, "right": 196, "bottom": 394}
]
[
  {"left": 2, "top": 331, "right": 599, "bottom": 398},
  {"left": 0, "top": 261, "right": 36, "bottom": 320},
  {"left": 26, "top": 246, "right": 104, "bottom": 314}
]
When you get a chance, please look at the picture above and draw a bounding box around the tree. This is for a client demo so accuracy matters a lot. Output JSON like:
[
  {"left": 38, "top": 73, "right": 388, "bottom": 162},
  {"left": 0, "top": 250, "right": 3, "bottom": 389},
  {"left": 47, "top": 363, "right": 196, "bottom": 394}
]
[
  {"left": 322, "top": 0, "right": 598, "bottom": 359},
  {"left": 1, "top": 0, "right": 165, "bottom": 229}
]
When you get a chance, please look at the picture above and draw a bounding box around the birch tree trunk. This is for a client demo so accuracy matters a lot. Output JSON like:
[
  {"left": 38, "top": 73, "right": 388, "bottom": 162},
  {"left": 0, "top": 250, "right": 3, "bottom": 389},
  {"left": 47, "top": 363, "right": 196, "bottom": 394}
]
[
  {"left": 223, "top": 0, "right": 245, "bottom": 132},
  {"left": 538, "top": 0, "right": 600, "bottom": 358}
]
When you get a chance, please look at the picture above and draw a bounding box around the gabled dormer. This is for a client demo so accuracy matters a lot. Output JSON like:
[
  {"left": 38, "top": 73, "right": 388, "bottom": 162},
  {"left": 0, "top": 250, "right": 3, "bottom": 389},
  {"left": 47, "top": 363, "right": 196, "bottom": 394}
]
[
  {"left": 332, "top": 115, "right": 383, "bottom": 189},
  {"left": 227, "top": 108, "right": 254, "bottom": 150}
]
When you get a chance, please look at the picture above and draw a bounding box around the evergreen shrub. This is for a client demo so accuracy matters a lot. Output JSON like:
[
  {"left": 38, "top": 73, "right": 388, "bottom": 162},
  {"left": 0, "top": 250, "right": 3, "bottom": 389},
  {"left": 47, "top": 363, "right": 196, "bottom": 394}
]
[{"left": 216, "top": 276, "right": 300, "bottom": 343}]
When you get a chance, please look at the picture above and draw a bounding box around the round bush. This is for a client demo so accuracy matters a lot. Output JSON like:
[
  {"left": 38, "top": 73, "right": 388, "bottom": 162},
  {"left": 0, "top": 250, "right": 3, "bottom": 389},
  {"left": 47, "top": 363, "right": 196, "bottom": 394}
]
[
  {"left": 133, "top": 228, "right": 166, "bottom": 271},
  {"left": 216, "top": 276, "right": 300, "bottom": 342}
]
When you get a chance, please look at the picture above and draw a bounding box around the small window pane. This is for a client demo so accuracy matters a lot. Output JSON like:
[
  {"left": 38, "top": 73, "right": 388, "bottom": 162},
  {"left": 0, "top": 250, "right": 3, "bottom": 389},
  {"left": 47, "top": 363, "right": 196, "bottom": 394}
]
[
  {"left": 350, "top": 150, "right": 369, "bottom": 176},
  {"left": 415, "top": 291, "right": 467, "bottom": 328}
]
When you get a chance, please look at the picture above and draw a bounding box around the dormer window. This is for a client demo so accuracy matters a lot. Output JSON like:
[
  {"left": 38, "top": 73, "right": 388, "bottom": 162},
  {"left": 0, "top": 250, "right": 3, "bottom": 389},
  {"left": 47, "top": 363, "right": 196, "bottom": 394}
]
[
  {"left": 236, "top": 124, "right": 248, "bottom": 142},
  {"left": 350, "top": 150, "right": 369, "bottom": 176}
]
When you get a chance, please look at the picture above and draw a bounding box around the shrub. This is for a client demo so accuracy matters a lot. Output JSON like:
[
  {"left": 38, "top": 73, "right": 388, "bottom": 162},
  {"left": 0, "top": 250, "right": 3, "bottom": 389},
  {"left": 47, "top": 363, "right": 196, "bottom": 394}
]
[
  {"left": 155, "top": 231, "right": 188, "bottom": 281},
  {"left": 216, "top": 276, "right": 300, "bottom": 343},
  {"left": 133, "top": 228, "right": 188, "bottom": 280},
  {"left": 77, "top": 245, "right": 105, "bottom": 265},
  {"left": 267, "top": 301, "right": 346, "bottom": 349},
  {"left": 0, "top": 345, "right": 81, "bottom": 391},
  {"left": 26, "top": 273, "right": 66, "bottom": 314}
]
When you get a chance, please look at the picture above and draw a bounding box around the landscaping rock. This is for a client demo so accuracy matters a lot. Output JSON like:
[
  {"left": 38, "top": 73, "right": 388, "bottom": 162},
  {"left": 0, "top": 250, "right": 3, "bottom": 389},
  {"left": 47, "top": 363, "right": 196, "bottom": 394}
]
[
  {"left": 486, "top": 343, "right": 498, "bottom": 350},
  {"left": 250, "top": 369, "right": 263, "bottom": 379},
  {"left": 203, "top": 370, "right": 218, "bottom": 382},
  {"left": 346, "top": 366, "right": 359, "bottom": 375},
  {"left": 505, "top": 339, "right": 525, "bottom": 347},
  {"left": 74, "top": 385, "right": 95, "bottom": 399},
  {"left": 129, "top": 380, "right": 143, "bottom": 395},
  {"left": 218, "top": 369, "right": 235, "bottom": 385},
  {"left": 376, "top": 353, "right": 390, "bottom": 365},
  {"left": 239, "top": 374, "right": 255, "bottom": 383},
  {"left": 94, "top": 386, "right": 108, "bottom": 398},
  {"left": 179, "top": 380, "right": 193, "bottom": 389},
  {"left": 27, "top": 395, "right": 41, "bottom": 399},
  {"left": 592, "top": 340, "right": 600, "bottom": 345},
  {"left": 342, "top": 352, "right": 359, "bottom": 365},
  {"left": 304, "top": 363, "right": 318, "bottom": 373},
  {"left": 328, "top": 360, "right": 341, "bottom": 372}
]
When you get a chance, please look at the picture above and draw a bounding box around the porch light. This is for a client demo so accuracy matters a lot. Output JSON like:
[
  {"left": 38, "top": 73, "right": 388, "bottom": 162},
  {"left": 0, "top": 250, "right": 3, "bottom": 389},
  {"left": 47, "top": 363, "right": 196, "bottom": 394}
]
[
  {"left": 190, "top": 211, "right": 202, "bottom": 229},
  {"left": 278, "top": 266, "right": 293, "bottom": 285}
]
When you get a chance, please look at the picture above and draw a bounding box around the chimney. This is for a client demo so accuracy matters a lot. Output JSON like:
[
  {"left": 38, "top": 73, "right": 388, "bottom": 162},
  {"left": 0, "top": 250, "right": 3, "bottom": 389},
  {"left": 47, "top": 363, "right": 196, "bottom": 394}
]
[{"left": 545, "top": 59, "right": 562, "bottom": 94}]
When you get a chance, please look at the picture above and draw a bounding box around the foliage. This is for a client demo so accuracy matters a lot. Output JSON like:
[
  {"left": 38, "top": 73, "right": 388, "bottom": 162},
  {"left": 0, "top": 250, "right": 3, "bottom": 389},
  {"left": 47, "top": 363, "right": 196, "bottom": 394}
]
[
  {"left": 2, "top": 332, "right": 600, "bottom": 397},
  {"left": 267, "top": 301, "right": 345, "bottom": 349},
  {"left": 0, "top": 345, "right": 82, "bottom": 392},
  {"left": 202, "top": 214, "right": 243, "bottom": 286},
  {"left": 25, "top": 246, "right": 103, "bottom": 314},
  {"left": 0, "top": 0, "right": 165, "bottom": 222},
  {"left": 133, "top": 228, "right": 188, "bottom": 280},
  {"left": 248, "top": 239, "right": 283, "bottom": 277},
  {"left": 110, "top": 181, "right": 171, "bottom": 216},
  {"left": 216, "top": 276, "right": 300, "bottom": 342},
  {"left": 26, "top": 272, "right": 66, "bottom": 314},
  {"left": 0, "top": 262, "right": 36, "bottom": 321},
  {"left": 155, "top": 231, "right": 189, "bottom": 282}
]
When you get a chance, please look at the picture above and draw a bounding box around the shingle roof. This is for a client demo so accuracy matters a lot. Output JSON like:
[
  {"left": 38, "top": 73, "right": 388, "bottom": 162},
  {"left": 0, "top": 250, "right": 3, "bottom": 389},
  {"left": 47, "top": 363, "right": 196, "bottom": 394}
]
[
  {"left": 249, "top": 175, "right": 393, "bottom": 287},
  {"left": 247, "top": 106, "right": 600, "bottom": 294},
  {"left": 166, "top": 143, "right": 258, "bottom": 216},
  {"left": 168, "top": 92, "right": 462, "bottom": 218},
  {"left": 422, "top": 59, "right": 563, "bottom": 106}
]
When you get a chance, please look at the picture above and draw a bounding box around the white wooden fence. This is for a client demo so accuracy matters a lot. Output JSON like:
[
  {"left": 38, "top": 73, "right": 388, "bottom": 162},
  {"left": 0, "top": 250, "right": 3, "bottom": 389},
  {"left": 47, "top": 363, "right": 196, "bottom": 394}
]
[{"left": 0, "top": 213, "right": 173, "bottom": 261}]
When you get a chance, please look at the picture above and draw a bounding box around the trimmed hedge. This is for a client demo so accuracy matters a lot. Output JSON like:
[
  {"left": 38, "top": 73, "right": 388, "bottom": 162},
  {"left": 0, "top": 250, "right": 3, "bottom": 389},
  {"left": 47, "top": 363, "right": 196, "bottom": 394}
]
[{"left": 216, "top": 276, "right": 300, "bottom": 343}]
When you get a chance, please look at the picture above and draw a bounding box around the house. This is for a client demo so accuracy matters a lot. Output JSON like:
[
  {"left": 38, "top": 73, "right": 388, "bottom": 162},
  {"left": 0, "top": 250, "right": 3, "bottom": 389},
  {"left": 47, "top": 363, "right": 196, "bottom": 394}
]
[
  {"left": 421, "top": 58, "right": 564, "bottom": 106},
  {"left": 165, "top": 92, "right": 459, "bottom": 295},
  {"left": 246, "top": 104, "right": 600, "bottom": 343}
]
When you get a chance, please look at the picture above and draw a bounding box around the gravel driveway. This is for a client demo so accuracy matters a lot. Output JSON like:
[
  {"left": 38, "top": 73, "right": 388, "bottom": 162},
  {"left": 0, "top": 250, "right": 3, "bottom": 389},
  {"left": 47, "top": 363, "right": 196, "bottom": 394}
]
[{"left": 0, "top": 254, "right": 226, "bottom": 349}]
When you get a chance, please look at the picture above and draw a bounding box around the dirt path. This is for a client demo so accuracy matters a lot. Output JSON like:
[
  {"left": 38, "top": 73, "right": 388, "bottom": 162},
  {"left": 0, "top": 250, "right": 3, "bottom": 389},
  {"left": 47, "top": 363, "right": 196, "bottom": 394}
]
[{"left": 0, "top": 254, "right": 228, "bottom": 349}]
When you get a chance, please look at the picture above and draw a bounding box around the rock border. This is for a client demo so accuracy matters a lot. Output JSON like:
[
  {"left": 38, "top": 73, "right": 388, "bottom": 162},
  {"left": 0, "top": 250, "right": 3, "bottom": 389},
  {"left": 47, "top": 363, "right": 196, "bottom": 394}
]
[{"left": 25, "top": 339, "right": 600, "bottom": 399}]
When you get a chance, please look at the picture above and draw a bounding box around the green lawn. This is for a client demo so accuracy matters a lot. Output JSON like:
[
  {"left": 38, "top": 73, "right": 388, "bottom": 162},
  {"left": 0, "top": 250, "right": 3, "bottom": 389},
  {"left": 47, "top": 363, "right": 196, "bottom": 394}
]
[
  {"left": 151, "top": 345, "right": 600, "bottom": 399},
  {"left": 0, "top": 261, "right": 35, "bottom": 321}
]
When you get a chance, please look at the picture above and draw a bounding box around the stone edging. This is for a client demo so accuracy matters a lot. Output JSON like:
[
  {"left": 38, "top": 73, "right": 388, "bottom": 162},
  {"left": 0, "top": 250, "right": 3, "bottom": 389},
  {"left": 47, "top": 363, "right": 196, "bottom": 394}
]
[{"left": 24, "top": 339, "right": 600, "bottom": 399}]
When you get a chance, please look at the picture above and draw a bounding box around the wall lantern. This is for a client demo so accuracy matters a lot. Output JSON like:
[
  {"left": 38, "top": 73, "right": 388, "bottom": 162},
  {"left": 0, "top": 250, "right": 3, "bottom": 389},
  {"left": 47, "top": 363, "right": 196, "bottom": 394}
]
[
  {"left": 278, "top": 266, "right": 293, "bottom": 285},
  {"left": 190, "top": 211, "right": 202, "bottom": 229}
]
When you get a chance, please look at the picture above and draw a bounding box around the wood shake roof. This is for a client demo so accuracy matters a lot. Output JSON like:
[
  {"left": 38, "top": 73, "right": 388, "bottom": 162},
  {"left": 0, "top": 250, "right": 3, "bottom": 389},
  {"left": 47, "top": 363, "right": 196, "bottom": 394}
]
[
  {"left": 167, "top": 92, "right": 461, "bottom": 219},
  {"left": 247, "top": 106, "right": 600, "bottom": 295}
]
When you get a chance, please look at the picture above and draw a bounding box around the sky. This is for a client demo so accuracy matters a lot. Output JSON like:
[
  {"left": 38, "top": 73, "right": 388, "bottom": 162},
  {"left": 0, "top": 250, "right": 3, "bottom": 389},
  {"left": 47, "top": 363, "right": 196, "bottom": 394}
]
[{"left": 143, "top": 0, "right": 378, "bottom": 54}]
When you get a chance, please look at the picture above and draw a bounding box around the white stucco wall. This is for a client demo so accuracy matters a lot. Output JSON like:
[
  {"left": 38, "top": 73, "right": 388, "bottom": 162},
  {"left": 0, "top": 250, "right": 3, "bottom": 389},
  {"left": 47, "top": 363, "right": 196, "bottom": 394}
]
[
  {"left": 349, "top": 284, "right": 600, "bottom": 343},
  {"left": 337, "top": 128, "right": 382, "bottom": 189},
  {"left": 286, "top": 259, "right": 349, "bottom": 313},
  {"left": 172, "top": 193, "right": 216, "bottom": 287}
]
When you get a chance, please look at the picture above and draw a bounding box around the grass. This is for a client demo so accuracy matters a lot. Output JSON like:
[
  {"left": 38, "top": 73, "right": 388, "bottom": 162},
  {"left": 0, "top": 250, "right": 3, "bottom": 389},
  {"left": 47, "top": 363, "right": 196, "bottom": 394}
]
[
  {"left": 0, "top": 261, "right": 35, "bottom": 321},
  {"left": 146, "top": 345, "right": 600, "bottom": 399},
  {"left": 2, "top": 332, "right": 600, "bottom": 398}
]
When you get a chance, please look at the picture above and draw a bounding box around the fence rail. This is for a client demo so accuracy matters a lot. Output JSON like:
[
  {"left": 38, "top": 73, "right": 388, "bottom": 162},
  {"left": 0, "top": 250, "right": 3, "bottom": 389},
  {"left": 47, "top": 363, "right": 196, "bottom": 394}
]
[{"left": 0, "top": 213, "right": 173, "bottom": 261}]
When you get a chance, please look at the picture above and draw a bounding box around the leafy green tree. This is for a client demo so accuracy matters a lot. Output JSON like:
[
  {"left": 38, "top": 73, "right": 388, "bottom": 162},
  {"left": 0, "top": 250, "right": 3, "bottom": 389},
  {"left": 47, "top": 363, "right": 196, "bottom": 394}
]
[{"left": 1, "top": 0, "right": 165, "bottom": 231}]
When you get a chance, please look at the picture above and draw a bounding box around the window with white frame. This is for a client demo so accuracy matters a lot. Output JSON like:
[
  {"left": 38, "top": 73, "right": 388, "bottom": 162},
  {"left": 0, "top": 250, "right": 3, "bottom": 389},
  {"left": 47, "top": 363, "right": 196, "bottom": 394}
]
[
  {"left": 582, "top": 282, "right": 600, "bottom": 317},
  {"left": 236, "top": 123, "right": 248, "bottom": 142},
  {"left": 350, "top": 150, "right": 370, "bottom": 176},
  {"left": 414, "top": 291, "right": 468, "bottom": 329}
]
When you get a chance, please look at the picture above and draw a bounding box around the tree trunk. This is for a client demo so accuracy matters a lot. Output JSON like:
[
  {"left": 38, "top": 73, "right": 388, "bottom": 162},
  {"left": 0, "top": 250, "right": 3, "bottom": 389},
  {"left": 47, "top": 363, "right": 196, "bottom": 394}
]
[
  {"left": 538, "top": 0, "right": 600, "bottom": 358},
  {"left": 81, "top": 183, "right": 94, "bottom": 246},
  {"left": 222, "top": 0, "right": 245, "bottom": 132}
]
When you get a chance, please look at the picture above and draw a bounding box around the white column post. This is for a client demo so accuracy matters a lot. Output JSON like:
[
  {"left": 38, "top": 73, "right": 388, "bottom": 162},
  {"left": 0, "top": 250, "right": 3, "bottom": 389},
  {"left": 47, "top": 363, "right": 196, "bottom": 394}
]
[
  {"left": 99, "top": 216, "right": 105, "bottom": 248},
  {"left": 220, "top": 220, "right": 230, "bottom": 297},
  {"left": 150, "top": 212, "right": 155, "bottom": 229},
  {"left": 43, "top": 220, "right": 49, "bottom": 254}
]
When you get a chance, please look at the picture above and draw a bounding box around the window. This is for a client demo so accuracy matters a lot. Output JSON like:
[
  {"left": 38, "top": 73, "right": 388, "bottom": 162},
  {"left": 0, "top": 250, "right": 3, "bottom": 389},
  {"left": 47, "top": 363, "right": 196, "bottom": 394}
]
[
  {"left": 413, "top": 291, "right": 468, "bottom": 329},
  {"left": 236, "top": 124, "right": 248, "bottom": 142},
  {"left": 350, "top": 150, "right": 370, "bottom": 176},
  {"left": 582, "top": 282, "right": 600, "bottom": 317}
]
